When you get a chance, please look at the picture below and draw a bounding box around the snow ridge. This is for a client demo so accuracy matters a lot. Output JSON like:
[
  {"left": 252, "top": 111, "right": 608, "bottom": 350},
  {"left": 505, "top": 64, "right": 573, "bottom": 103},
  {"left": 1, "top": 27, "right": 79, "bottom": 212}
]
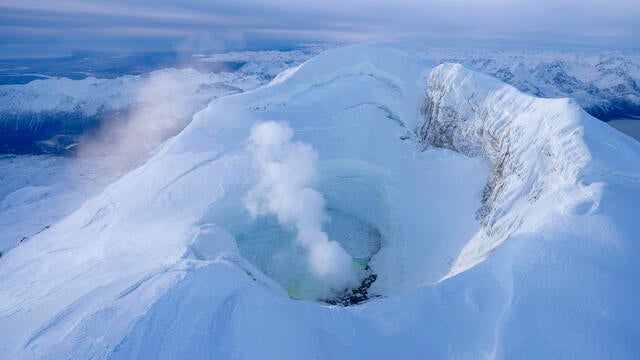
[
  {"left": 419, "top": 62, "right": 640, "bottom": 277},
  {"left": 1, "top": 45, "right": 640, "bottom": 359}
]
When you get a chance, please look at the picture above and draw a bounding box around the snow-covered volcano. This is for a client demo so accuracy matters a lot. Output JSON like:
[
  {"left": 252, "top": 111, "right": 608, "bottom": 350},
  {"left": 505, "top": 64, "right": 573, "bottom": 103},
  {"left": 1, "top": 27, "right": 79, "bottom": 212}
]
[{"left": 1, "top": 45, "right": 639, "bottom": 358}]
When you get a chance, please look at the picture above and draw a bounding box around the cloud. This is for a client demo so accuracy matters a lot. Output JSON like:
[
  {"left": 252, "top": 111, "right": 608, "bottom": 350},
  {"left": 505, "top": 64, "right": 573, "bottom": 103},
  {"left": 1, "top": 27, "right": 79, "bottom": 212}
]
[
  {"left": 1, "top": 0, "right": 638, "bottom": 57},
  {"left": 244, "top": 121, "right": 358, "bottom": 293}
]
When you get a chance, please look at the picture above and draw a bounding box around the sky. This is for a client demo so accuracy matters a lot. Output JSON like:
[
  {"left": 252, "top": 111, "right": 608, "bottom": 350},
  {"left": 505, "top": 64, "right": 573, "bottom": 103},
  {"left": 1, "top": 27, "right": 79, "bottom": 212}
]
[{"left": 1, "top": 0, "right": 639, "bottom": 57}]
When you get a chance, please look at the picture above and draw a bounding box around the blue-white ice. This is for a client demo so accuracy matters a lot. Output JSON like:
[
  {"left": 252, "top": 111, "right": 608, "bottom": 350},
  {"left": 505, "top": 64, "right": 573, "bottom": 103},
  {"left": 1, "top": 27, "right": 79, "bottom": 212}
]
[{"left": 0, "top": 45, "right": 639, "bottom": 359}]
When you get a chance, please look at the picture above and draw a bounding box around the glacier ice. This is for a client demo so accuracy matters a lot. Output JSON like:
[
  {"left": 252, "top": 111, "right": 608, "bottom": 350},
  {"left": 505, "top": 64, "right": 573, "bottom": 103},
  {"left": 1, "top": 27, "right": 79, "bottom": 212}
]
[{"left": 0, "top": 45, "right": 639, "bottom": 359}]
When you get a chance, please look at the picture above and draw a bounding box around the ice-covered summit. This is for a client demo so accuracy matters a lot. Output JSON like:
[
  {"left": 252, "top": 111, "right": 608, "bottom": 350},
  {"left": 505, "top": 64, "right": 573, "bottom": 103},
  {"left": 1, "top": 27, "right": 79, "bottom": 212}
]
[{"left": 0, "top": 45, "right": 639, "bottom": 359}]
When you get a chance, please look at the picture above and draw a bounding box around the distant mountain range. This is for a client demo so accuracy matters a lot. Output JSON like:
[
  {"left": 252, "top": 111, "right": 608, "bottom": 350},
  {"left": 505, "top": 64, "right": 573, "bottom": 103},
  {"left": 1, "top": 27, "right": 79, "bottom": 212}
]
[
  {"left": 1, "top": 45, "right": 638, "bottom": 154},
  {"left": 412, "top": 46, "right": 640, "bottom": 121}
]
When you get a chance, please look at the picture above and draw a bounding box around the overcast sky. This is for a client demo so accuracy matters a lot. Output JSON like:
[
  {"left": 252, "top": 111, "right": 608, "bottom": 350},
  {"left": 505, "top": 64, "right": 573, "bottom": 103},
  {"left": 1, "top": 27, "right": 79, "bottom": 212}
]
[{"left": 1, "top": 0, "right": 638, "bottom": 57}]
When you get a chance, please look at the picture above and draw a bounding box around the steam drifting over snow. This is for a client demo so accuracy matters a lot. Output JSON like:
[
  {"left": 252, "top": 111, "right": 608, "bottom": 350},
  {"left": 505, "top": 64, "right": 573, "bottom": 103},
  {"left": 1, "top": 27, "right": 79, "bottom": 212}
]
[
  {"left": 78, "top": 72, "right": 195, "bottom": 157},
  {"left": 1, "top": 45, "right": 639, "bottom": 359},
  {"left": 245, "top": 121, "right": 357, "bottom": 293}
]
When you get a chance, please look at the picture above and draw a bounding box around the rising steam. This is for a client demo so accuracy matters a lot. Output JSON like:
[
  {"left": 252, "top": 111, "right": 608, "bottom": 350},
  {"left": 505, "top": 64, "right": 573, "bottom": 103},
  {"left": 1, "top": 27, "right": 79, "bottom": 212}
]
[
  {"left": 244, "top": 121, "right": 358, "bottom": 292},
  {"left": 77, "top": 69, "right": 216, "bottom": 171}
]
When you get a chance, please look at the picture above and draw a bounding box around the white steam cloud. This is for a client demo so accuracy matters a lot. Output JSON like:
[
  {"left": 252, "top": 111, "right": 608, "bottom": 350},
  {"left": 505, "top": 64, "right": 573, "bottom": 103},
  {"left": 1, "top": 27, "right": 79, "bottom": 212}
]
[
  {"left": 77, "top": 69, "right": 216, "bottom": 171},
  {"left": 78, "top": 71, "right": 189, "bottom": 161},
  {"left": 245, "top": 121, "right": 357, "bottom": 292}
]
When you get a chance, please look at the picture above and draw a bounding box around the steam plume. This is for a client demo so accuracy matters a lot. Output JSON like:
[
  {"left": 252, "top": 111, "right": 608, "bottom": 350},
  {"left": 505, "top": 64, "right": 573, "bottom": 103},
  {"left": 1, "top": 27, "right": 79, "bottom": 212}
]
[{"left": 245, "top": 121, "right": 357, "bottom": 292}]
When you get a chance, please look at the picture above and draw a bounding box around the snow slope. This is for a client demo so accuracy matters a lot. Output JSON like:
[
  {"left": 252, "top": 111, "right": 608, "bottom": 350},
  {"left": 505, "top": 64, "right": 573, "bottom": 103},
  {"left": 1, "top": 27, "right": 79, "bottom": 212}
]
[
  {"left": 0, "top": 155, "right": 119, "bottom": 255},
  {"left": 1, "top": 45, "right": 639, "bottom": 359},
  {"left": 0, "top": 49, "right": 327, "bottom": 257}
]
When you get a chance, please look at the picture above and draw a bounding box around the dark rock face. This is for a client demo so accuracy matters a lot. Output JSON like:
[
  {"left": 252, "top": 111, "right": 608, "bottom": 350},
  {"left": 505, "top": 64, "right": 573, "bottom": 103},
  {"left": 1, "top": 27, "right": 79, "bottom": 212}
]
[
  {"left": 416, "top": 63, "right": 607, "bottom": 273},
  {"left": 417, "top": 73, "right": 503, "bottom": 227},
  {"left": 416, "top": 65, "right": 533, "bottom": 254},
  {"left": 325, "top": 266, "right": 379, "bottom": 306}
]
